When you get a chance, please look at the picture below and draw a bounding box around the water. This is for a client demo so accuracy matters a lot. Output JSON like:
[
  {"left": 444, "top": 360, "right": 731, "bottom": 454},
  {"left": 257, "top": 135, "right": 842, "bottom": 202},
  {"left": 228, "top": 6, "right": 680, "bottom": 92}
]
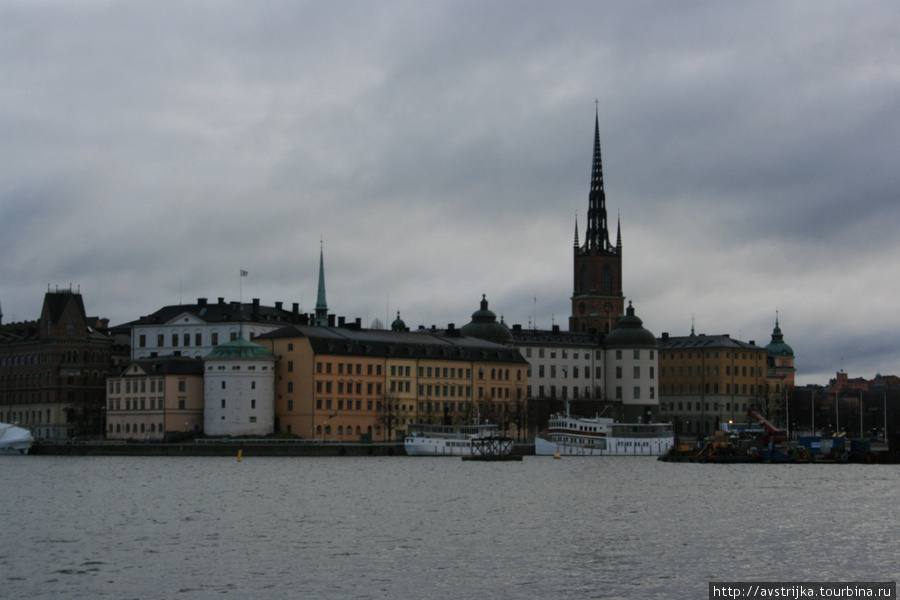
[{"left": 1, "top": 456, "right": 897, "bottom": 599}]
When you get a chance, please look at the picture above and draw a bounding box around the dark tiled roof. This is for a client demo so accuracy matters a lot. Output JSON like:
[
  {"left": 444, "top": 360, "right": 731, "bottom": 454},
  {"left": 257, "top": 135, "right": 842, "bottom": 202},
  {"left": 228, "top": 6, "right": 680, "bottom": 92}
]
[
  {"left": 658, "top": 334, "right": 763, "bottom": 351},
  {"left": 509, "top": 328, "right": 602, "bottom": 347},
  {"left": 118, "top": 299, "right": 297, "bottom": 328},
  {"left": 257, "top": 325, "right": 527, "bottom": 365},
  {"left": 115, "top": 356, "right": 204, "bottom": 377}
]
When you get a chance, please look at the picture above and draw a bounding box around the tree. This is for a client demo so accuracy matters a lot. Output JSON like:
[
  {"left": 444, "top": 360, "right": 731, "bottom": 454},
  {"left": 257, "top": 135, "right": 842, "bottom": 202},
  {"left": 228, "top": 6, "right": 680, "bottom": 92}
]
[{"left": 376, "top": 392, "right": 403, "bottom": 441}]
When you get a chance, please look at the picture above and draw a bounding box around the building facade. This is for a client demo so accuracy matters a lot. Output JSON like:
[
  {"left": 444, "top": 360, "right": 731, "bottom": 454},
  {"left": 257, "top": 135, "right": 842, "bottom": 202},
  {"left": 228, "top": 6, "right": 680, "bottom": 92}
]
[
  {"left": 203, "top": 337, "right": 277, "bottom": 437},
  {"left": 255, "top": 323, "right": 528, "bottom": 442},
  {"left": 0, "top": 290, "right": 124, "bottom": 440},
  {"left": 658, "top": 332, "right": 768, "bottom": 437},
  {"left": 126, "top": 297, "right": 304, "bottom": 360},
  {"left": 106, "top": 356, "right": 204, "bottom": 440}
]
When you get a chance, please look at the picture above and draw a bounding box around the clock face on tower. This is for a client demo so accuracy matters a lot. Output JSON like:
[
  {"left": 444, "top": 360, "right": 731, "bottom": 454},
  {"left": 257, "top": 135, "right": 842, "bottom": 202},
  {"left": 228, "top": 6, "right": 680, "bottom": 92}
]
[
  {"left": 604, "top": 302, "right": 613, "bottom": 314},
  {"left": 578, "top": 302, "right": 586, "bottom": 314}
]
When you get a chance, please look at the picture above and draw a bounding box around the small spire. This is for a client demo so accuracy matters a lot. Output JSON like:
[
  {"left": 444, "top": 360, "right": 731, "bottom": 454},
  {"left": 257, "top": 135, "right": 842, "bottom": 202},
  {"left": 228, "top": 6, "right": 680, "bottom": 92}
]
[
  {"left": 616, "top": 212, "right": 622, "bottom": 248},
  {"left": 315, "top": 240, "right": 328, "bottom": 326},
  {"left": 573, "top": 213, "right": 580, "bottom": 248}
]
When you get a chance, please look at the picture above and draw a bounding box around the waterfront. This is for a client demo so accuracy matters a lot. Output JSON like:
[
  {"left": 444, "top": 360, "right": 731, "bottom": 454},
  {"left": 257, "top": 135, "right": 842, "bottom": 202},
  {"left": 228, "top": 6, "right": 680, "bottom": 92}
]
[{"left": 1, "top": 457, "right": 897, "bottom": 599}]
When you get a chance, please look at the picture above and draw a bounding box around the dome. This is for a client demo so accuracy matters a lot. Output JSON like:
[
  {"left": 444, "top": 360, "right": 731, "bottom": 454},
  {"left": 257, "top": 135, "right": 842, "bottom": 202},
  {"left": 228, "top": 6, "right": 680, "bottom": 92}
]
[
  {"left": 391, "top": 310, "right": 406, "bottom": 332},
  {"left": 604, "top": 302, "right": 657, "bottom": 347},
  {"left": 765, "top": 319, "right": 794, "bottom": 357},
  {"left": 205, "top": 336, "right": 277, "bottom": 360},
  {"left": 460, "top": 295, "right": 513, "bottom": 344}
]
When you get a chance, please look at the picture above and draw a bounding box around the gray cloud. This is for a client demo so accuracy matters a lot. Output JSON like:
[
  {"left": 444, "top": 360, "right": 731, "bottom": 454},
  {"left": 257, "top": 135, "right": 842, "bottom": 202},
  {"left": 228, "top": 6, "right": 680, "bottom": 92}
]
[{"left": 2, "top": 0, "right": 898, "bottom": 384}]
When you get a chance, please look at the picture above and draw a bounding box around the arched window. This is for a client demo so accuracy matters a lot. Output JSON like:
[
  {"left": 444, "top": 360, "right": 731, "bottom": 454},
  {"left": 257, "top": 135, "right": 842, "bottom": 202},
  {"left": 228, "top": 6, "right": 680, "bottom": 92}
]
[
  {"left": 602, "top": 265, "right": 613, "bottom": 295},
  {"left": 580, "top": 264, "right": 588, "bottom": 295},
  {"left": 337, "top": 425, "right": 343, "bottom": 435}
]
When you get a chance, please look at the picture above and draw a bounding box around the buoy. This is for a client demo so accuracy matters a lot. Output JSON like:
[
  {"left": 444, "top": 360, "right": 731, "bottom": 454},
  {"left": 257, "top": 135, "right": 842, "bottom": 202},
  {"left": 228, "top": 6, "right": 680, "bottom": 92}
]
[
  {"left": 237, "top": 449, "right": 242, "bottom": 462},
  {"left": 553, "top": 452, "right": 562, "bottom": 459}
]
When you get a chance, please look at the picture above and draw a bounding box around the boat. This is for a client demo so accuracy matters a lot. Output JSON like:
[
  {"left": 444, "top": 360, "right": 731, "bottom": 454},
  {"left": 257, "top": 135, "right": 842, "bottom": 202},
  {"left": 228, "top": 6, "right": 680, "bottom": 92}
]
[
  {"left": 534, "top": 410, "right": 674, "bottom": 457},
  {"left": 0, "top": 422, "right": 34, "bottom": 455},
  {"left": 405, "top": 423, "right": 514, "bottom": 457}
]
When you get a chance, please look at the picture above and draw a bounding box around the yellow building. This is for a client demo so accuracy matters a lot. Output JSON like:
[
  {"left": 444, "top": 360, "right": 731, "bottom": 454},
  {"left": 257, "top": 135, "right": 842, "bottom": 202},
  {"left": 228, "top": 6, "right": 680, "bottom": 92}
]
[
  {"left": 256, "top": 323, "right": 528, "bottom": 442},
  {"left": 658, "top": 332, "right": 768, "bottom": 438},
  {"left": 106, "top": 356, "right": 204, "bottom": 440}
]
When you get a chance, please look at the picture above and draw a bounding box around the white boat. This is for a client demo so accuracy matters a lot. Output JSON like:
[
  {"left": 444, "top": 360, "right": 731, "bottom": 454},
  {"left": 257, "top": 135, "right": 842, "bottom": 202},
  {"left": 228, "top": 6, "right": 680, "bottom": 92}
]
[
  {"left": 0, "top": 422, "right": 34, "bottom": 455},
  {"left": 405, "top": 423, "right": 511, "bottom": 457},
  {"left": 535, "top": 411, "right": 674, "bottom": 457}
]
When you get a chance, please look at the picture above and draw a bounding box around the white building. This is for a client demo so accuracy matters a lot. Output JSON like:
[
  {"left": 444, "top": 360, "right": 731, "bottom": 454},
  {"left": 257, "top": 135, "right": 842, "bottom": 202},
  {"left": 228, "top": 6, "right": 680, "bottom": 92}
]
[
  {"left": 203, "top": 337, "right": 277, "bottom": 437},
  {"left": 125, "top": 297, "right": 302, "bottom": 360},
  {"left": 509, "top": 324, "right": 604, "bottom": 402},
  {"left": 601, "top": 302, "right": 659, "bottom": 423}
]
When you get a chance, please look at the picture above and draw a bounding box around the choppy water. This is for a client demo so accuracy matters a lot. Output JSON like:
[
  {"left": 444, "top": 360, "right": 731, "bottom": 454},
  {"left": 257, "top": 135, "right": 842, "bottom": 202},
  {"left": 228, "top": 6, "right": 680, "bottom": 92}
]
[{"left": 1, "top": 456, "right": 897, "bottom": 599}]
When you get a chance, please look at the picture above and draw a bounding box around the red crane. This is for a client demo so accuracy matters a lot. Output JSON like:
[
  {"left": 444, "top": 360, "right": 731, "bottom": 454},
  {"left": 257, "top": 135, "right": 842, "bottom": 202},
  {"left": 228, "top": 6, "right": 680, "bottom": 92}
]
[{"left": 747, "top": 410, "right": 790, "bottom": 444}]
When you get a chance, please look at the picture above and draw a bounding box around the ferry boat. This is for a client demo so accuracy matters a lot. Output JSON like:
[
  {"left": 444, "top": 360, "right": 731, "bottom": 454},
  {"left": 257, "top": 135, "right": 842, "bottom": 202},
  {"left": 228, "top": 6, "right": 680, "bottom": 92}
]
[
  {"left": 405, "top": 423, "right": 513, "bottom": 457},
  {"left": 0, "top": 422, "right": 34, "bottom": 455},
  {"left": 535, "top": 411, "right": 674, "bottom": 457}
]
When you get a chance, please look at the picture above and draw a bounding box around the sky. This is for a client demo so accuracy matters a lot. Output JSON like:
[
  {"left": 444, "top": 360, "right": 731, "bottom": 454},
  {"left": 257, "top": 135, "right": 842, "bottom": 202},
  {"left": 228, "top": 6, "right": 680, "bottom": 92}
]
[{"left": 2, "top": 1, "right": 898, "bottom": 386}]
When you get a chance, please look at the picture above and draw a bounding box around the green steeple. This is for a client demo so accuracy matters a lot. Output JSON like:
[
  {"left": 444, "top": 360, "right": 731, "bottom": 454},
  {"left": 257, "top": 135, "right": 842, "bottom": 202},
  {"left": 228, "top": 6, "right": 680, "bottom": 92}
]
[{"left": 315, "top": 240, "right": 328, "bottom": 326}]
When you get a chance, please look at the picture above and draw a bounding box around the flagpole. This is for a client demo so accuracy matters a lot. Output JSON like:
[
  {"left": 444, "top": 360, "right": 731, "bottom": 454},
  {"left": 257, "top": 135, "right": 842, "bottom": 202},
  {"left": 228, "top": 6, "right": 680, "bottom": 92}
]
[{"left": 240, "top": 268, "right": 243, "bottom": 303}]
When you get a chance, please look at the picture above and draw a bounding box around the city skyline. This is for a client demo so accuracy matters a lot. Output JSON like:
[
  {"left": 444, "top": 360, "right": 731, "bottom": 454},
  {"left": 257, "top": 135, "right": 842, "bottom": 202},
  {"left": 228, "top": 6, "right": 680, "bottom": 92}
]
[{"left": 2, "top": 2, "right": 898, "bottom": 386}]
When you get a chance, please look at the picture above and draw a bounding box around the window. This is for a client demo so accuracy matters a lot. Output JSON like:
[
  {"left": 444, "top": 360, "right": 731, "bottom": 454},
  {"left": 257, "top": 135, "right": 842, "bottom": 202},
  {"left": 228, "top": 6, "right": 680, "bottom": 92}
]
[
  {"left": 139, "top": 334, "right": 146, "bottom": 348},
  {"left": 179, "top": 381, "right": 186, "bottom": 392},
  {"left": 221, "top": 399, "right": 226, "bottom": 408},
  {"left": 211, "top": 332, "right": 219, "bottom": 345},
  {"left": 288, "top": 361, "right": 294, "bottom": 372},
  {"left": 157, "top": 334, "right": 164, "bottom": 347},
  {"left": 633, "top": 350, "right": 640, "bottom": 360},
  {"left": 633, "top": 366, "right": 640, "bottom": 378},
  {"left": 172, "top": 334, "right": 179, "bottom": 347},
  {"left": 616, "top": 350, "right": 622, "bottom": 359},
  {"left": 287, "top": 382, "right": 293, "bottom": 392},
  {"left": 616, "top": 367, "right": 622, "bottom": 379},
  {"left": 633, "top": 387, "right": 641, "bottom": 400}
]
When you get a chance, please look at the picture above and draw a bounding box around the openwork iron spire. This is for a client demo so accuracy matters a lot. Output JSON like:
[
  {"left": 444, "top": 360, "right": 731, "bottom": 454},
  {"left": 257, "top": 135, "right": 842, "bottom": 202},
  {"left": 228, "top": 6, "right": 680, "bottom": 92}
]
[{"left": 583, "top": 105, "right": 614, "bottom": 253}]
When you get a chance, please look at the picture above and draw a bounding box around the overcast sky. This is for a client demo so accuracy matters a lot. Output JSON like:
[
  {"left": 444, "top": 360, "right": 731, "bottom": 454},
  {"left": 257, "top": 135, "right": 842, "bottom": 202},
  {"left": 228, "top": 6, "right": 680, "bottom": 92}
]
[{"left": 2, "top": 1, "right": 898, "bottom": 385}]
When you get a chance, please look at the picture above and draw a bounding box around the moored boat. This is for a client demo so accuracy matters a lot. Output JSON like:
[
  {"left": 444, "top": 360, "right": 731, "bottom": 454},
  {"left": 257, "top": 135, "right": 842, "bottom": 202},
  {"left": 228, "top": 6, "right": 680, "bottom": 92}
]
[
  {"left": 535, "top": 411, "right": 674, "bottom": 457},
  {"left": 0, "top": 422, "right": 34, "bottom": 455},
  {"left": 405, "top": 423, "right": 513, "bottom": 457}
]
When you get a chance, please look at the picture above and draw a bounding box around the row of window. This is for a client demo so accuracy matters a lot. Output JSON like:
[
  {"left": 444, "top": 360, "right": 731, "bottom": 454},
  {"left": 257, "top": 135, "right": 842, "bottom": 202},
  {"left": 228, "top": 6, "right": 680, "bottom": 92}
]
[
  {"left": 108, "top": 398, "right": 188, "bottom": 411},
  {"left": 1, "top": 350, "right": 110, "bottom": 367},
  {"left": 3, "top": 371, "right": 104, "bottom": 386},
  {"left": 531, "top": 385, "right": 655, "bottom": 400},
  {"left": 3, "top": 409, "right": 53, "bottom": 424},
  {"left": 662, "top": 351, "right": 762, "bottom": 361},
  {"left": 316, "top": 361, "right": 382, "bottom": 376},
  {"left": 524, "top": 348, "right": 604, "bottom": 360},
  {"left": 109, "top": 422, "right": 163, "bottom": 434},
  {"left": 663, "top": 383, "right": 757, "bottom": 395},
  {"left": 664, "top": 365, "right": 760, "bottom": 377},
  {"left": 137, "top": 331, "right": 241, "bottom": 348},
  {"left": 667, "top": 401, "right": 750, "bottom": 413},
  {"left": 313, "top": 380, "right": 382, "bottom": 395}
]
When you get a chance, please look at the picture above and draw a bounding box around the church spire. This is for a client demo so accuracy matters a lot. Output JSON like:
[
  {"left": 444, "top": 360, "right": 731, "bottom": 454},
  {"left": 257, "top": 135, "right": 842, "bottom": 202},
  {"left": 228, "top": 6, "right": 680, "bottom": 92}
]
[
  {"left": 314, "top": 239, "right": 328, "bottom": 326},
  {"left": 584, "top": 102, "right": 613, "bottom": 253},
  {"left": 573, "top": 214, "right": 580, "bottom": 248},
  {"left": 616, "top": 212, "right": 622, "bottom": 248}
]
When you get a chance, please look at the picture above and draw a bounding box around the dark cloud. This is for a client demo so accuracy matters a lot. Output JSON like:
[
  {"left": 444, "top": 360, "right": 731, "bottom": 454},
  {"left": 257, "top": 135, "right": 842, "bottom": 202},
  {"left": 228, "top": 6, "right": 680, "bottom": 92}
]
[{"left": 1, "top": 0, "right": 898, "bottom": 385}]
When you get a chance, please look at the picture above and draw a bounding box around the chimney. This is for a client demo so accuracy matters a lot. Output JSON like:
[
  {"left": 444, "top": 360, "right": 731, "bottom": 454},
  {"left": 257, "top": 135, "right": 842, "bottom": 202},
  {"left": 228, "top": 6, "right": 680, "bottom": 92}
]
[
  {"left": 552, "top": 324, "right": 560, "bottom": 333},
  {"left": 275, "top": 301, "right": 283, "bottom": 310},
  {"left": 218, "top": 297, "right": 225, "bottom": 305},
  {"left": 328, "top": 314, "right": 336, "bottom": 327},
  {"left": 198, "top": 298, "right": 208, "bottom": 306},
  {"left": 252, "top": 298, "right": 260, "bottom": 321},
  {"left": 338, "top": 316, "right": 346, "bottom": 327}
]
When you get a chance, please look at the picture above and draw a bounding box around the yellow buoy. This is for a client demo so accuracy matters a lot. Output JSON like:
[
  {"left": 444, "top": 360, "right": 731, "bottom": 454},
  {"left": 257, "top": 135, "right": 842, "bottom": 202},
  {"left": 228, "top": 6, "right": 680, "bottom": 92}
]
[
  {"left": 553, "top": 452, "right": 561, "bottom": 459},
  {"left": 237, "top": 449, "right": 243, "bottom": 462}
]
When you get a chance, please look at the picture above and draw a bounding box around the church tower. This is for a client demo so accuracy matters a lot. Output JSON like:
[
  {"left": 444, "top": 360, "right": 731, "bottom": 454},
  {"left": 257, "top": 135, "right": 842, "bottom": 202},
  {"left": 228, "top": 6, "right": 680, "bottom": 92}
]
[{"left": 570, "top": 108, "right": 624, "bottom": 333}]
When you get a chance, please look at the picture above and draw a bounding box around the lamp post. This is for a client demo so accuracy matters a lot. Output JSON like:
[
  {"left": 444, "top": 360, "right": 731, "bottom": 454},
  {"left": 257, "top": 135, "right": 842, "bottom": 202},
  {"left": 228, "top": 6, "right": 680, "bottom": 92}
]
[{"left": 811, "top": 388, "right": 815, "bottom": 437}]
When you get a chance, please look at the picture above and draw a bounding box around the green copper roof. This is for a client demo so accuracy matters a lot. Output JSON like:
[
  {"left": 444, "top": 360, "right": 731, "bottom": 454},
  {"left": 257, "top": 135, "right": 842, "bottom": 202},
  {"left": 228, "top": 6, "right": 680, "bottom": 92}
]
[
  {"left": 205, "top": 337, "right": 277, "bottom": 361},
  {"left": 765, "top": 318, "right": 794, "bottom": 357},
  {"left": 604, "top": 302, "right": 658, "bottom": 347}
]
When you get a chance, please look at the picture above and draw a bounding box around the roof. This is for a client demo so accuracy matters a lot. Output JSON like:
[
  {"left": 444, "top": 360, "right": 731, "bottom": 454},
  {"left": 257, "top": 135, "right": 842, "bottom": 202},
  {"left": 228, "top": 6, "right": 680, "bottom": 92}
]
[
  {"left": 765, "top": 320, "right": 794, "bottom": 357},
  {"left": 256, "top": 324, "right": 527, "bottom": 365},
  {"left": 459, "top": 295, "right": 513, "bottom": 344},
  {"left": 604, "top": 302, "right": 657, "bottom": 348},
  {"left": 510, "top": 327, "right": 602, "bottom": 347},
  {"left": 205, "top": 337, "right": 278, "bottom": 361},
  {"left": 114, "top": 356, "right": 204, "bottom": 377},
  {"left": 118, "top": 298, "right": 297, "bottom": 328},
  {"left": 658, "top": 333, "right": 764, "bottom": 352}
]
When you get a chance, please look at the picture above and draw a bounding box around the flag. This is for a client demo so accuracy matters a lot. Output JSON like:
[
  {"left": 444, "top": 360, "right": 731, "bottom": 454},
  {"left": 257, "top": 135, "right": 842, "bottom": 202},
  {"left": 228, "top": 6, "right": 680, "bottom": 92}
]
[{"left": 240, "top": 270, "right": 248, "bottom": 277}]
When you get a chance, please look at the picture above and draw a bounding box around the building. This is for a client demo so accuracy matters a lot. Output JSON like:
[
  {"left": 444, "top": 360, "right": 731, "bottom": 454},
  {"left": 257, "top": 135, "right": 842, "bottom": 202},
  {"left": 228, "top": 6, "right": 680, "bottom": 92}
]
[
  {"left": 602, "top": 302, "right": 660, "bottom": 423},
  {"left": 658, "top": 331, "right": 768, "bottom": 438},
  {"left": 203, "top": 337, "right": 277, "bottom": 437},
  {"left": 106, "top": 356, "right": 204, "bottom": 440},
  {"left": 125, "top": 297, "right": 303, "bottom": 360},
  {"left": 570, "top": 109, "right": 625, "bottom": 334},
  {"left": 0, "top": 289, "right": 125, "bottom": 440},
  {"left": 255, "top": 322, "right": 528, "bottom": 442}
]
